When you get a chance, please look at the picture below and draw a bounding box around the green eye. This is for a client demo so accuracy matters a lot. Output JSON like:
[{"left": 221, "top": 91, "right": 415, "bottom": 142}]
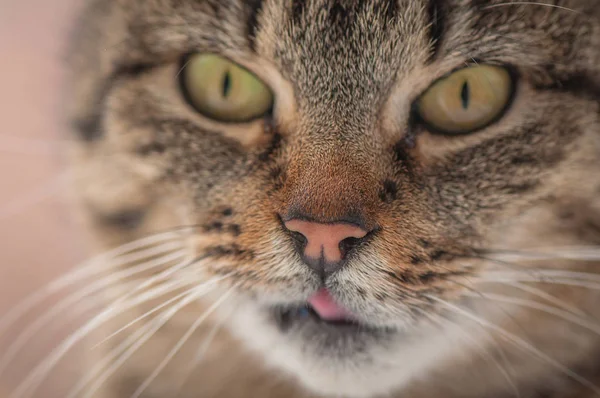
[
  {"left": 180, "top": 54, "right": 274, "bottom": 123},
  {"left": 416, "top": 65, "right": 514, "bottom": 135}
]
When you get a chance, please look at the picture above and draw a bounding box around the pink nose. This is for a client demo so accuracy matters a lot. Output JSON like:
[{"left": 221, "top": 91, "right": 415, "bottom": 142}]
[{"left": 284, "top": 219, "right": 369, "bottom": 264}]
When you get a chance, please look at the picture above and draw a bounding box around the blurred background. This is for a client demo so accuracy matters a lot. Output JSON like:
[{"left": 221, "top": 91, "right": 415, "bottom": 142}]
[{"left": 0, "top": 0, "right": 87, "bottom": 395}]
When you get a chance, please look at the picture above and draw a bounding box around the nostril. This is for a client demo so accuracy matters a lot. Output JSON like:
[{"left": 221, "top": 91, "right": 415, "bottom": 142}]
[
  {"left": 289, "top": 230, "right": 308, "bottom": 252},
  {"left": 290, "top": 230, "right": 308, "bottom": 245},
  {"left": 339, "top": 236, "right": 362, "bottom": 258}
]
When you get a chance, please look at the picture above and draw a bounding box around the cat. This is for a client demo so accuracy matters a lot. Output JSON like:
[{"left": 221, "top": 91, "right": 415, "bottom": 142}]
[{"left": 40, "top": 0, "right": 600, "bottom": 397}]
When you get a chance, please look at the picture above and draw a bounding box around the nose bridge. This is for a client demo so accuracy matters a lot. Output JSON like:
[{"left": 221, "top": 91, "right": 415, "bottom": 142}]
[
  {"left": 284, "top": 147, "right": 378, "bottom": 225},
  {"left": 280, "top": 122, "right": 383, "bottom": 278}
]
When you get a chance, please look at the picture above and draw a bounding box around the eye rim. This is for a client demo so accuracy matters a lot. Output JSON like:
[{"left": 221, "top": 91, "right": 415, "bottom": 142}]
[
  {"left": 178, "top": 52, "right": 275, "bottom": 125},
  {"left": 412, "top": 63, "right": 519, "bottom": 136}
]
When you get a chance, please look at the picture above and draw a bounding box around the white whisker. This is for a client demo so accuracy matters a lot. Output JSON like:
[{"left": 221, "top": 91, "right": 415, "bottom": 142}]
[
  {"left": 11, "top": 305, "right": 121, "bottom": 398},
  {"left": 486, "top": 247, "right": 600, "bottom": 263},
  {"left": 474, "top": 322, "right": 520, "bottom": 398},
  {"left": 93, "top": 273, "right": 234, "bottom": 348},
  {"left": 92, "top": 283, "right": 194, "bottom": 348},
  {"left": 130, "top": 285, "right": 236, "bottom": 398},
  {"left": 489, "top": 280, "right": 587, "bottom": 317},
  {"left": 482, "top": 271, "right": 600, "bottom": 288},
  {"left": 80, "top": 280, "right": 230, "bottom": 398},
  {"left": 65, "top": 282, "right": 201, "bottom": 398},
  {"left": 464, "top": 292, "right": 600, "bottom": 337},
  {"left": 482, "top": 2, "right": 578, "bottom": 13},
  {"left": 7, "top": 257, "right": 219, "bottom": 398},
  {"left": 425, "top": 312, "right": 521, "bottom": 397},
  {"left": 0, "top": 232, "right": 184, "bottom": 336},
  {"left": 65, "top": 314, "right": 163, "bottom": 398},
  {"left": 67, "top": 253, "right": 218, "bottom": 358},
  {"left": 13, "top": 281, "right": 199, "bottom": 398},
  {"left": 0, "top": 250, "right": 185, "bottom": 377},
  {"left": 106, "top": 253, "right": 202, "bottom": 309},
  {"left": 172, "top": 308, "right": 229, "bottom": 395},
  {"left": 428, "top": 295, "right": 600, "bottom": 395}
]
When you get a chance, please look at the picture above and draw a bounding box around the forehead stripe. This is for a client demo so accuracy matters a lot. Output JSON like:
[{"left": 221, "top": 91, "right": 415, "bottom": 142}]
[
  {"left": 427, "top": 0, "right": 446, "bottom": 62},
  {"left": 246, "top": 0, "right": 265, "bottom": 52}
]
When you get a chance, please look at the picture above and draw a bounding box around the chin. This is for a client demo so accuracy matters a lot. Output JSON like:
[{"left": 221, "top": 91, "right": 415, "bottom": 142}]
[{"left": 224, "top": 289, "right": 467, "bottom": 398}]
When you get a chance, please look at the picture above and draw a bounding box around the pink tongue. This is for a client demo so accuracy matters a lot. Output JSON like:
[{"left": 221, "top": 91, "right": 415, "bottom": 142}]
[{"left": 307, "top": 289, "right": 353, "bottom": 321}]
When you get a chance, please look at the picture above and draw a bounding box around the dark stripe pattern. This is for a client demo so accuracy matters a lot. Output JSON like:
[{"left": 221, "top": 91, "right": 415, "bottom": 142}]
[
  {"left": 246, "top": 0, "right": 265, "bottom": 52},
  {"left": 427, "top": 0, "right": 446, "bottom": 62}
]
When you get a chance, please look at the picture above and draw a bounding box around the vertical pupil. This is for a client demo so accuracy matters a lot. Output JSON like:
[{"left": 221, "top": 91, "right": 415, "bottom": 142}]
[
  {"left": 460, "top": 81, "right": 470, "bottom": 109},
  {"left": 222, "top": 70, "right": 232, "bottom": 98}
]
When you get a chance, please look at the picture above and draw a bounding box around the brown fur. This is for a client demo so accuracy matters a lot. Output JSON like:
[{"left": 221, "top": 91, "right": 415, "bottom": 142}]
[{"left": 65, "top": 1, "right": 600, "bottom": 397}]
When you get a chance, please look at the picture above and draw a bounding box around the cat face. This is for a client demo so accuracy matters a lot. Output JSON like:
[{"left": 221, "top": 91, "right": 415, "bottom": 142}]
[{"left": 69, "top": 0, "right": 600, "bottom": 396}]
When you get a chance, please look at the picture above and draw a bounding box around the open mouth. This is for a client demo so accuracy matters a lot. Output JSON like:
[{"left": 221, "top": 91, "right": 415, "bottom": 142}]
[{"left": 273, "top": 288, "right": 365, "bottom": 331}]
